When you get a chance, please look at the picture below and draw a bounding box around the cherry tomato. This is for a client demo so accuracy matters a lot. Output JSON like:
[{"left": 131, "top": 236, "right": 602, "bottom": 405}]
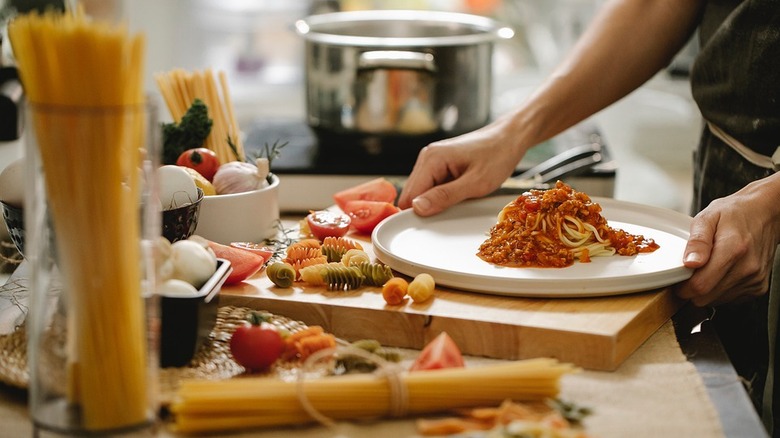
[
  {"left": 342, "top": 200, "right": 400, "bottom": 235},
  {"left": 176, "top": 148, "right": 220, "bottom": 182},
  {"left": 333, "top": 177, "right": 398, "bottom": 211},
  {"left": 229, "top": 313, "right": 285, "bottom": 372},
  {"left": 306, "top": 210, "right": 351, "bottom": 241},
  {"left": 409, "top": 331, "right": 465, "bottom": 372}
]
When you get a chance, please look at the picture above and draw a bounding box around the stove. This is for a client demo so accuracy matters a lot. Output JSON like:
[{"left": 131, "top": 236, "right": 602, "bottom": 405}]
[{"left": 244, "top": 118, "right": 616, "bottom": 213}]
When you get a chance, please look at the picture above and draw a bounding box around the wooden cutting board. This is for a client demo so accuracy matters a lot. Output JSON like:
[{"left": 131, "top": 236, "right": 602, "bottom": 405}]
[{"left": 219, "top": 231, "right": 684, "bottom": 371}]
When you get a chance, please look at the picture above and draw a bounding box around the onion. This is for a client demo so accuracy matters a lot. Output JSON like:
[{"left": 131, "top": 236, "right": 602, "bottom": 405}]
[
  {"left": 169, "top": 239, "right": 217, "bottom": 288},
  {"left": 212, "top": 159, "right": 270, "bottom": 195}
]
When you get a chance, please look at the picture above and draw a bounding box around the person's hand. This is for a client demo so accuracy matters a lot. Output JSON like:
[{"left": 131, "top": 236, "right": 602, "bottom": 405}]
[
  {"left": 398, "top": 117, "right": 525, "bottom": 216},
  {"left": 676, "top": 174, "right": 780, "bottom": 306}
]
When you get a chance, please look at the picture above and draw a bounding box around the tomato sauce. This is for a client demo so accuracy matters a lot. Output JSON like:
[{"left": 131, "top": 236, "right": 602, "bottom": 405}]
[{"left": 477, "top": 181, "right": 659, "bottom": 268}]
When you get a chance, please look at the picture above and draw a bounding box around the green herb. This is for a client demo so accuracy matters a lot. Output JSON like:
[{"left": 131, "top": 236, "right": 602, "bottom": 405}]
[
  {"left": 161, "top": 98, "right": 212, "bottom": 164},
  {"left": 547, "top": 398, "right": 592, "bottom": 423},
  {"left": 248, "top": 139, "right": 288, "bottom": 169},
  {"left": 226, "top": 135, "right": 241, "bottom": 162}
]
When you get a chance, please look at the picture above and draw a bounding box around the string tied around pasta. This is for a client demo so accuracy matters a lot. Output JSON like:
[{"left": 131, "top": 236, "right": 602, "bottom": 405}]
[{"left": 296, "top": 345, "right": 409, "bottom": 431}]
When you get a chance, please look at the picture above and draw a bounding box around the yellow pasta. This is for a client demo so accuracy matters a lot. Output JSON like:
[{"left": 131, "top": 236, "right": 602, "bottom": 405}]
[
  {"left": 408, "top": 273, "right": 436, "bottom": 303},
  {"left": 341, "top": 248, "right": 371, "bottom": 266},
  {"left": 155, "top": 67, "right": 245, "bottom": 163},
  {"left": 169, "top": 358, "right": 577, "bottom": 434},
  {"left": 8, "top": 8, "right": 149, "bottom": 431}
]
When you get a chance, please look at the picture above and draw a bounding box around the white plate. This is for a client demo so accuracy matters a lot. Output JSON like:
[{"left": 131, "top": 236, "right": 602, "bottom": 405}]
[{"left": 372, "top": 196, "right": 694, "bottom": 297}]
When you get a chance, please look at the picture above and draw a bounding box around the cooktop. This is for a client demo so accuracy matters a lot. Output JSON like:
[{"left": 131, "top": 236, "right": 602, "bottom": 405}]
[{"left": 243, "top": 118, "right": 616, "bottom": 212}]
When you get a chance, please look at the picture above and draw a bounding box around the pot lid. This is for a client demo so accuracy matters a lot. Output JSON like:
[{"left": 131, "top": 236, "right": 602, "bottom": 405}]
[{"left": 295, "top": 10, "right": 514, "bottom": 47}]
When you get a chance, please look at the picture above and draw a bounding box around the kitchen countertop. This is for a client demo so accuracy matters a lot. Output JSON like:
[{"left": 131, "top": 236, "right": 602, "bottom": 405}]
[{"left": 0, "top": 250, "right": 769, "bottom": 437}]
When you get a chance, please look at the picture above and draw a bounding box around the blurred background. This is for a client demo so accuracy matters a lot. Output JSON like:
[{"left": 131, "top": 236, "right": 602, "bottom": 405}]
[{"left": 0, "top": 0, "right": 702, "bottom": 271}]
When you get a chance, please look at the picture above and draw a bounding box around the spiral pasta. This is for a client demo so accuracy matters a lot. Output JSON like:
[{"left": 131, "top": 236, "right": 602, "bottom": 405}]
[
  {"left": 299, "top": 263, "right": 365, "bottom": 291},
  {"left": 341, "top": 249, "right": 371, "bottom": 266},
  {"left": 266, "top": 262, "right": 296, "bottom": 288},
  {"left": 322, "top": 236, "right": 363, "bottom": 263},
  {"left": 407, "top": 273, "right": 436, "bottom": 303},
  {"left": 355, "top": 262, "right": 394, "bottom": 287}
]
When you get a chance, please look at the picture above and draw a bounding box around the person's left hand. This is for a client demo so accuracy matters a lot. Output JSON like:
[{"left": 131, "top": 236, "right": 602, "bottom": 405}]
[{"left": 676, "top": 173, "right": 780, "bottom": 306}]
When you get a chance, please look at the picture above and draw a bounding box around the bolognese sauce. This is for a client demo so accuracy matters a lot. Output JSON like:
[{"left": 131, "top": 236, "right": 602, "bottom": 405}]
[{"left": 477, "top": 181, "right": 659, "bottom": 268}]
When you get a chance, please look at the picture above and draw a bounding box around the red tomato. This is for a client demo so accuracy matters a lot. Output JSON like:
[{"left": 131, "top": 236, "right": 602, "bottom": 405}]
[
  {"left": 230, "top": 242, "right": 275, "bottom": 261},
  {"left": 333, "top": 177, "right": 398, "bottom": 211},
  {"left": 206, "top": 240, "right": 268, "bottom": 285},
  {"left": 410, "top": 332, "right": 465, "bottom": 372},
  {"left": 176, "top": 148, "right": 220, "bottom": 182},
  {"left": 342, "top": 200, "right": 400, "bottom": 235},
  {"left": 229, "top": 322, "right": 284, "bottom": 372},
  {"left": 306, "top": 210, "right": 351, "bottom": 241}
]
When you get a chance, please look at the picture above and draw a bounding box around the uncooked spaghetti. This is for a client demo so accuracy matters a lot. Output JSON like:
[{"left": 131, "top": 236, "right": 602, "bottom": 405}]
[
  {"left": 169, "top": 357, "right": 575, "bottom": 434},
  {"left": 478, "top": 181, "right": 659, "bottom": 268},
  {"left": 155, "top": 68, "right": 245, "bottom": 163},
  {"left": 9, "top": 8, "right": 150, "bottom": 431}
]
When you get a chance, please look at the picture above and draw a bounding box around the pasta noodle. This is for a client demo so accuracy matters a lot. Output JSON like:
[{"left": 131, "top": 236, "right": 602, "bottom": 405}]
[
  {"left": 155, "top": 68, "right": 245, "bottom": 163},
  {"left": 266, "top": 262, "right": 296, "bottom": 288},
  {"left": 355, "top": 262, "right": 394, "bottom": 287},
  {"left": 322, "top": 236, "right": 363, "bottom": 263},
  {"left": 478, "top": 181, "right": 659, "bottom": 268},
  {"left": 407, "top": 273, "right": 436, "bottom": 303},
  {"left": 8, "top": 8, "right": 150, "bottom": 431},
  {"left": 169, "top": 358, "right": 576, "bottom": 434},
  {"left": 299, "top": 263, "right": 364, "bottom": 291},
  {"left": 340, "top": 248, "right": 371, "bottom": 266}
]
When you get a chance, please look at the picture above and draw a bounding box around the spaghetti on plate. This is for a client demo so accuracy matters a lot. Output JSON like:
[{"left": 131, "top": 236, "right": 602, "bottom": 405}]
[{"left": 477, "top": 181, "right": 659, "bottom": 268}]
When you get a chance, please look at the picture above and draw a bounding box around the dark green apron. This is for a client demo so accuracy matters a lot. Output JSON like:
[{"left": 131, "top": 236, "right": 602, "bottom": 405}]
[{"left": 691, "top": 0, "right": 780, "bottom": 434}]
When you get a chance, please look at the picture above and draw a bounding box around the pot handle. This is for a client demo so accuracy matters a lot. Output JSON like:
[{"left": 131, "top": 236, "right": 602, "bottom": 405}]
[{"left": 358, "top": 51, "right": 436, "bottom": 72}]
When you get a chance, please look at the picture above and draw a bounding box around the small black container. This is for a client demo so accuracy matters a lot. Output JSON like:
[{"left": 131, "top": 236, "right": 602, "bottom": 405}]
[{"left": 159, "top": 258, "right": 232, "bottom": 368}]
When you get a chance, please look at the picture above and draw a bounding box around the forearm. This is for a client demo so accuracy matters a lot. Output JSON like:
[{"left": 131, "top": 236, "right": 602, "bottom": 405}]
[{"left": 503, "top": 0, "right": 705, "bottom": 154}]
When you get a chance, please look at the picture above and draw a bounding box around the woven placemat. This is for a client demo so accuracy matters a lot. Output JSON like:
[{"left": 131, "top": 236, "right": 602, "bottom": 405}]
[{"left": 0, "top": 305, "right": 310, "bottom": 405}]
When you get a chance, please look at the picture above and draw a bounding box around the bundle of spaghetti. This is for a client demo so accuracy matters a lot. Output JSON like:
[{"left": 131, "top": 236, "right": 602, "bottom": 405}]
[
  {"left": 169, "top": 358, "right": 576, "bottom": 434},
  {"left": 154, "top": 68, "right": 245, "bottom": 163},
  {"left": 8, "top": 9, "right": 150, "bottom": 431}
]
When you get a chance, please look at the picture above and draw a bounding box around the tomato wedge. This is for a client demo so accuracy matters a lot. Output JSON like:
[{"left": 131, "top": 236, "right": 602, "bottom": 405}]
[
  {"left": 333, "top": 177, "right": 398, "bottom": 211},
  {"left": 342, "top": 200, "right": 400, "bottom": 235},
  {"left": 206, "top": 240, "right": 268, "bottom": 285},
  {"left": 230, "top": 242, "right": 275, "bottom": 261},
  {"left": 305, "top": 210, "right": 351, "bottom": 241},
  {"left": 410, "top": 332, "right": 465, "bottom": 372}
]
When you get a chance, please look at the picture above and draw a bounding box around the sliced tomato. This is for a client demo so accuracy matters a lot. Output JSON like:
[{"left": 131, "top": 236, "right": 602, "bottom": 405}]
[
  {"left": 342, "top": 200, "right": 400, "bottom": 235},
  {"left": 410, "top": 332, "right": 465, "bottom": 372},
  {"left": 230, "top": 242, "right": 275, "bottom": 261},
  {"left": 306, "top": 210, "right": 351, "bottom": 241},
  {"left": 333, "top": 177, "right": 398, "bottom": 211},
  {"left": 206, "top": 240, "right": 268, "bottom": 285}
]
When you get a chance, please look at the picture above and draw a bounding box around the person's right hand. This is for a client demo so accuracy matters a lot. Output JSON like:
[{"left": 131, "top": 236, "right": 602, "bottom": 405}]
[{"left": 398, "top": 116, "right": 526, "bottom": 216}]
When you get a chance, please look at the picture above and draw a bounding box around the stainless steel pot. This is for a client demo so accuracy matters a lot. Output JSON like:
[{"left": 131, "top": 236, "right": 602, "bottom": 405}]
[{"left": 295, "top": 10, "right": 513, "bottom": 138}]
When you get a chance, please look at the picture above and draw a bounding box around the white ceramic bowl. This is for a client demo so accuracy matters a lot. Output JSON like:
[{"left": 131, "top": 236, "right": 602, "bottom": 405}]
[{"left": 194, "top": 173, "right": 280, "bottom": 244}]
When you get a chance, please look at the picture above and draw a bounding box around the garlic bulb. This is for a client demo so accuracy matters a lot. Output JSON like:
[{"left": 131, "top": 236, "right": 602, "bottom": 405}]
[{"left": 212, "top": 159, "right": 270, "bottom": 195}]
